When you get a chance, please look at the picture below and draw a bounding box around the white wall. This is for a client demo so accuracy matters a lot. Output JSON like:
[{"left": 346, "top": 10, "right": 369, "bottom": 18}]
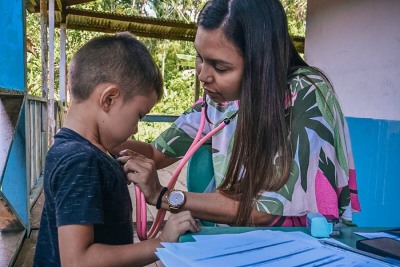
[
  {"left": 305, "top": 0, "right": 400, "bottom": 121},
  {"left": 0, "top": 100, "right": 13, "bottom": 177}
]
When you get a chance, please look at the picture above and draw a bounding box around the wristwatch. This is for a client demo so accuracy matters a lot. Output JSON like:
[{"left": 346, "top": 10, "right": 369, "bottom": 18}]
[{"left": 166, "top": 189, "right": 186, "bottom": 213}]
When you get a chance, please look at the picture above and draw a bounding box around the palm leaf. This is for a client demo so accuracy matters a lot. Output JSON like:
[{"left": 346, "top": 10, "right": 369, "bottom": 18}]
[
  {"left": 277, "top": 160, "right": 300, "bottom": 201},
  {"left": 256, "top": 196, "right": 284, "bottom": 215},
  {"left": 291, "top": 86, "right": 322, "bottom": 190},
  {"left": 155, "top": 124, "right": 194, "bottom": 156},
  {"left": 338, "top": 184, "right": 351, "bottom": 217},
  {"left": 318, "top": 148, "right": 337, "bottom": 190},
  {"left": 314, "top": 82, "right": 349, "bottom": 172},
  {"left": 289, "top": 69, "right": 338, "bottom": 191}
]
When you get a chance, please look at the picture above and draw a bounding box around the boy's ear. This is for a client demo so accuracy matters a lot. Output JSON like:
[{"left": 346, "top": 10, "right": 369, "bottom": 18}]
[{"left": 99, "top": 85, "right": 121, "bottom": 112}]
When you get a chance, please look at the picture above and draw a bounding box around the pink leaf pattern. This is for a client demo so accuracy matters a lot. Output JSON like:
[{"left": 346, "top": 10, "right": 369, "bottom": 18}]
[
  {"left": 315, "top": 170, "right": 339, "bottom": 218},
  {"left": 349, "top": 169, "right": 361, "bottom": 211}
]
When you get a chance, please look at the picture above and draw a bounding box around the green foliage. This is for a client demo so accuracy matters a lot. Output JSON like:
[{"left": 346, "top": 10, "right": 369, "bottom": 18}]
[
  {"left": 26, "top": 13, "right": 41, "bottom": 95},
  {"left": 136, "top": 122, "right": 173, "bottom": 143},
  {"left": 26, "top": 0, "right": 306, "bottom": 142},
  {"left": 281, "top": 0, "right": 307, "bottom": 37},
  {"left": 26, "top": 13, "right": 63, "bottom": 97}
]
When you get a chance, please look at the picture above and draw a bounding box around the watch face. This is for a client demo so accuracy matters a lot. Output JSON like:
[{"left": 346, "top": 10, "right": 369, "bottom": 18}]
[{"left": 169, "top": 191, "right": 185, "bottom": 206}]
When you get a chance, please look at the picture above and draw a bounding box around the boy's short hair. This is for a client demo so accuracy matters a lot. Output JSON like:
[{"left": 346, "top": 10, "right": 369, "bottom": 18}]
[{"left": 68, "top": 32, "right": 163, "bottom": 102}]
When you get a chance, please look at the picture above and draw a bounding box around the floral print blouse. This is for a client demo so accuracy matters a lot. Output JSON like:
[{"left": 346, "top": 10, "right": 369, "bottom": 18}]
[{"left": 153, "top": 67, "right": 361, "bottom": 226}]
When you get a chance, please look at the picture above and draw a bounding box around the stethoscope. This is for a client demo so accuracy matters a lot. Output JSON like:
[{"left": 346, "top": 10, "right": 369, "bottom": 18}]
[{"left": 135, "top": 94, "right": 239, "bottom": 240}]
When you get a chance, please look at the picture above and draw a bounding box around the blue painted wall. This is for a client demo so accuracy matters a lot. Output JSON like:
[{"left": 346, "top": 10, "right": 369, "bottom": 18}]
[
  {"left": 0, "top": 0, "right": 25, "bottom": 91},
  {"left": 0, "top": 0, "right": 28, "bottom": 228},
  {"left": 347, "top": 117, "right": 400, "bottom": 227},
  {"left": 2, "top": 105, "right": 28, "bottom": 226}
]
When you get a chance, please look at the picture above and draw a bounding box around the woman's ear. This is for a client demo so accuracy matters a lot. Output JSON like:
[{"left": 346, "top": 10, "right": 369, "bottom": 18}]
[{"left": 99, "top": 85, "right": 121, "bottom": 112}]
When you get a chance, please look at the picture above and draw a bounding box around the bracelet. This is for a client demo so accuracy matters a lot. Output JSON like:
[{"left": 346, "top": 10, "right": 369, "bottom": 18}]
[{"left": 156, "top": 187, "right": 169, "bottom": 209}]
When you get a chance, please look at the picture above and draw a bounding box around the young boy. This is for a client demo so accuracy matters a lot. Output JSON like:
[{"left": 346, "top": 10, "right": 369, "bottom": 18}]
[{"left": 33, "top": 32, "right": 198, "bottom": 267}]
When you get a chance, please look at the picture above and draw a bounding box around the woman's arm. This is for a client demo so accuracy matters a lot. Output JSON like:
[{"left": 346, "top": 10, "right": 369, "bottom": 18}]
[
  {"left": 113, "top": 140, "right": 179, "bottom": 169},
  {"left": 161, "top": 190, "right": 275, "bottom": 225},
  {"left": 121, "top": 149, "right": 274, "bottom": 225},
  {"left": 111, "top": 140, "right": 154, "bottom": 159}
]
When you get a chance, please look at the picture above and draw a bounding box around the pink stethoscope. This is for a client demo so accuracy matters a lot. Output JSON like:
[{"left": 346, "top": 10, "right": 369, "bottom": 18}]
[{"left": 135, "top": 95, "right": 239, "bottom": 240}]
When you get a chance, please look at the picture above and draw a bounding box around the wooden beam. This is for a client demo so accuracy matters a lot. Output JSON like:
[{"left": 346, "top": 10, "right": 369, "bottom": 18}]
[
  {"left": 30, "top": 0, "right": 94, "bottom": 11},
  {"left": 64, "top": 0, "right": 96, "bottom": 6},
  {"left": 32, "top": 3, "right": 61, "bottom": 12},
  {"left": 0, "top": 88, "right": 24, "bottom": 96},
  {"left": 66, "top": 8, "right": 197, "bottom": 30},
  {"left": 56, "top": 0, "right": 63, "bottom": 12},
  {"left": 60, "top": 23, "right": 195, "bottom": 41},
  {"left": 26, "top": 0, "right": 38, "bottom": 13}
]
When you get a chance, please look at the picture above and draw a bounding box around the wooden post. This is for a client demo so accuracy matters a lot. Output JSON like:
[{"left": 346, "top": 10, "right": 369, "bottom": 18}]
[
  {"left": 48, "top": 0, "right": 55, "bottom": 145},
  {"left": 40, "top": 0, "right": 49, "bottom": 148},
  {"left": 59, "top": 23, "right": 67, "bottom": 103},
  {"left": 40, "top": 0, "right": 48, "bottom": 100}
]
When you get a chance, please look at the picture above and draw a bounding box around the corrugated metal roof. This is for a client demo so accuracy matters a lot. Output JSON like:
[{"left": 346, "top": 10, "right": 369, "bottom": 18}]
[
  {"left": 26, "top": 0, "right": 198, "bottom": 41},
  {"left": 26, "top": 0, "right": 304, "bottom": 51},
  {"left": 63, "top": 8, "right": 197, "bottom": 41}
]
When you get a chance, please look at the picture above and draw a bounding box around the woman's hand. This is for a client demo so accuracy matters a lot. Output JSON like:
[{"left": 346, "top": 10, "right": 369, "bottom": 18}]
[
  {"left": 158, "top": 211, "right": 200, "bottom": 243},
  {"left": 118, "top": 149, "right": 162, "bottom": 205}
]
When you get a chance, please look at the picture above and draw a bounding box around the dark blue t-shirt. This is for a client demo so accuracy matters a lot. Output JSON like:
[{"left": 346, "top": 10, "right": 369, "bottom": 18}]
[{"left": 34, "top": 128, "right": 133, "bottom": 266}]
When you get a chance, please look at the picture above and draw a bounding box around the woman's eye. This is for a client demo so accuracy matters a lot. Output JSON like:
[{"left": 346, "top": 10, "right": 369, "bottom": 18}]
[{"left": 215, "top": 66, "right": 228, "bottom": 73}]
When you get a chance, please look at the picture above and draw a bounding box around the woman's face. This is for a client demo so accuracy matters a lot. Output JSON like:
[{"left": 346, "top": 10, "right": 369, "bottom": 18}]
[{"left": 194, "top": 27, "right": 244, "bottom": 103}]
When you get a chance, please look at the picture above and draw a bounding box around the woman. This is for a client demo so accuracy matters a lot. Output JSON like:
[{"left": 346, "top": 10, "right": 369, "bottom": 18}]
[{"left": 118, "top": 0, "right": 360, "bottom": 227}]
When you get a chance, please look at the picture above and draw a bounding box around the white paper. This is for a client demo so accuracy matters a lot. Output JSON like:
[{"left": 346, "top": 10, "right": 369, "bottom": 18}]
[
  {"left": 354, "top": 232, "right": 400, "bottom": 241},
  {"left": 157, "top": 230, "right": 396, "bottom": 266}
]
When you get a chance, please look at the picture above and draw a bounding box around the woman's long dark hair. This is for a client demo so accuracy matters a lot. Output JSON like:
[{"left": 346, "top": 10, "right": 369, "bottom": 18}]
[{"left": 198, "top": 0, "right": 308, "bottom": 225}]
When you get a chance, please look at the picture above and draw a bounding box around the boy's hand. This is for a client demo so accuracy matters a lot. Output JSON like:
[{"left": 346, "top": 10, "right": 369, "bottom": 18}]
[
  {"left": 119, "top": 150, "right": 162, "bottom": 205},
  {"left": 158, "top": 211, "right": 200, "bottom": 243}
]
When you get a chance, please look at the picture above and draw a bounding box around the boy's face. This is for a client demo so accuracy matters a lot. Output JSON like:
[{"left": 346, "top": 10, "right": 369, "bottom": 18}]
[{"left": 100, "top": 91, "right": 158, "bottom": 150}]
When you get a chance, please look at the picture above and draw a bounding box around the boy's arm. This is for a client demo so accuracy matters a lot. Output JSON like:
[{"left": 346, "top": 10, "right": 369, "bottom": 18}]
[
  {"left": 58, "top": 211, "right": 198, "bottom": 267},
  {"left": 58, "top": 224, "right": 159, "bottom": 267}
]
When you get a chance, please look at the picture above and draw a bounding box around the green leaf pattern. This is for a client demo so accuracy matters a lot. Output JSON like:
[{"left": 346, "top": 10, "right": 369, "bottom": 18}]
[
  {"left": 276, "top": 160, "right": 300, "bottom": 202},
  {"left": 256, "top": 196, "right": 284, "bottom": 215}
]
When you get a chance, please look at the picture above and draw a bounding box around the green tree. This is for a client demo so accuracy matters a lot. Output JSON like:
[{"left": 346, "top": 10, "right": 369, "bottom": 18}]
[
  {"left": 281, "top": 0, "right": 307, "bottom": 37},
  {"left": 26, "top": 0, "right": 306, "bottom": 142}
]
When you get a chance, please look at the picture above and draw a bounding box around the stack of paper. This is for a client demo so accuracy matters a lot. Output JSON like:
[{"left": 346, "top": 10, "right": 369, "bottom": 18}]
[
  {"left": 354, "top": 231, "right": 400, "bottom": 241},
  {"left": 156, "top": 230, "right": 396, "bottom": 266}
]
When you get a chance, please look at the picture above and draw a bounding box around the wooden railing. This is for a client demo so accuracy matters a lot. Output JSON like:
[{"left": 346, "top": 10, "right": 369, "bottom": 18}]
[{"left": 26, "top": 95, "right": 64, "bottom": 207}]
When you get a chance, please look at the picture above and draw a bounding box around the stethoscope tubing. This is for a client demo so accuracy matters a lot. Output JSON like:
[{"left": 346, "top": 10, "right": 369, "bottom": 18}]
[{"left": 135, "top": 97, "right": 238, "bottom": 240}]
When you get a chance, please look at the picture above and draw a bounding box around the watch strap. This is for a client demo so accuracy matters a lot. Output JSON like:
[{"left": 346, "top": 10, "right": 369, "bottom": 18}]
[{"left": 156, "top": 187, "right": 168, "bottom": 209}]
